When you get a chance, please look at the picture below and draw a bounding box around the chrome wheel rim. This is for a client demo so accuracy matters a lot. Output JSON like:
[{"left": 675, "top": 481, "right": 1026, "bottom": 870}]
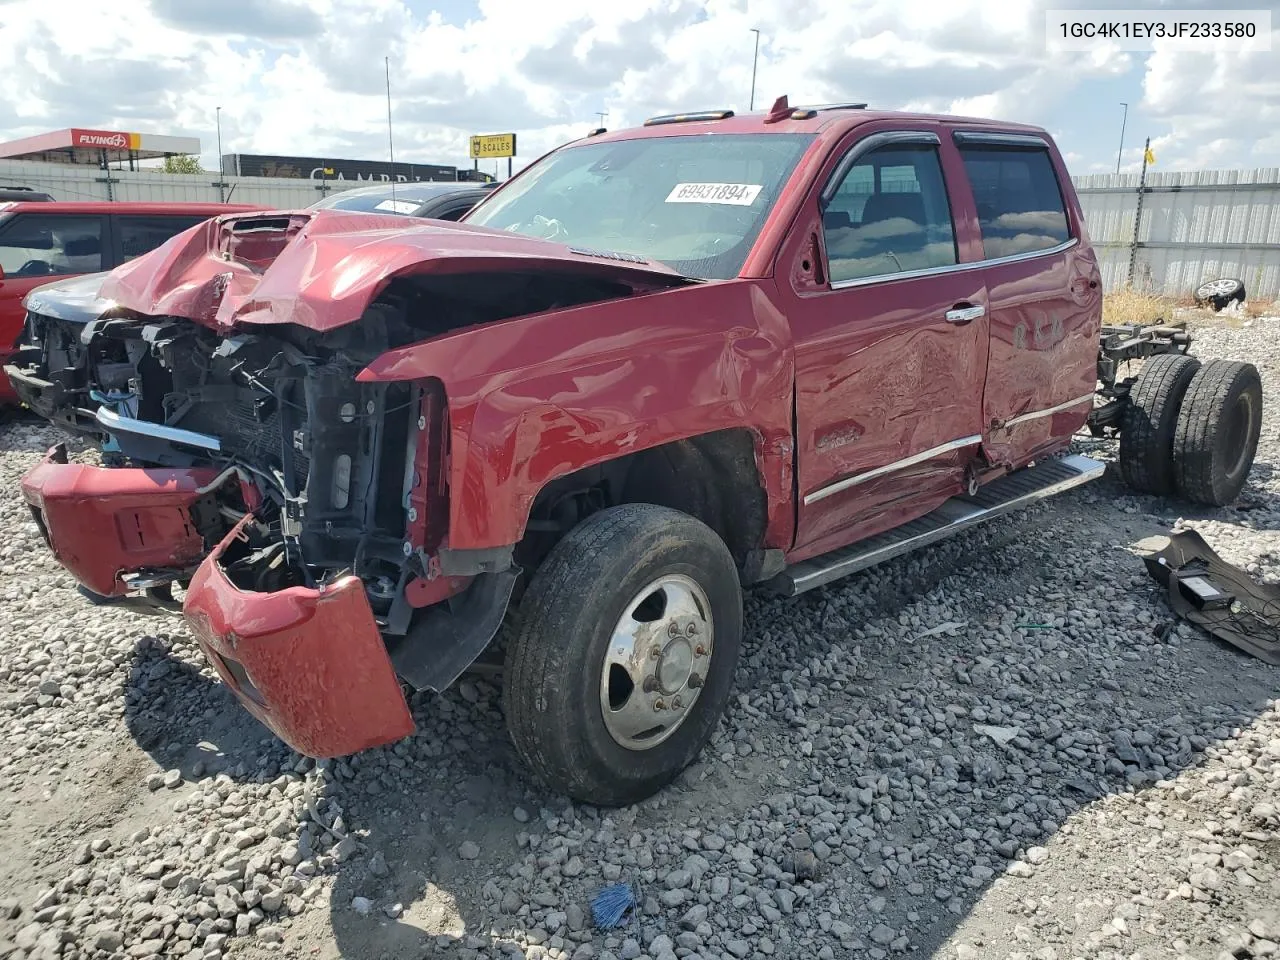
[
  {"left": 1202, "top": 279, "right": 1238, "bottom": 296},
  {"left": 599, "top": 574, "right": 713, "bottom": 751}
]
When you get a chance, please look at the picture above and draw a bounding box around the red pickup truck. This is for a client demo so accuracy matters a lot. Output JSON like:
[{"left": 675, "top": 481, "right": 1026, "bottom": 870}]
[{"left": 7, "top": 98, "right": 1263, "bottom": 805}]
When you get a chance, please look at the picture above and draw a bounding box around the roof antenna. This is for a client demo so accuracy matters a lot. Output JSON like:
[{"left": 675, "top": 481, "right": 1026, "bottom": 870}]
[{"left": 763, "top": 95, "right": 791, "bottom": 124}]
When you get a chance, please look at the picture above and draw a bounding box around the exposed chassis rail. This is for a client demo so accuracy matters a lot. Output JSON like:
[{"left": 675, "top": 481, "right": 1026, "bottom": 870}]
[{"left": 1088, "top": 321, "right": 1192, "bottom": 434}]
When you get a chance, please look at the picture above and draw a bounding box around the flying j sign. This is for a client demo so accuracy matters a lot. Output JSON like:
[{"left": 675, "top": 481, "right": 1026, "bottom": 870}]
[
  {"left": 71, "top": 129, "right": 143, "bottom": 150},
  {"left": 469, "top": 134, "right": 517, "bottom": 159}
]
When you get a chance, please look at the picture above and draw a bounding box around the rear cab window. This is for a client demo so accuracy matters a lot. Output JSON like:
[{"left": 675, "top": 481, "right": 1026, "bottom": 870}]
[
  {"left": 0, "top": 214, "right": 103, "bottom": 277},
  {"left": 956, "top": 142, "right": 1071, "bottom": 259}
]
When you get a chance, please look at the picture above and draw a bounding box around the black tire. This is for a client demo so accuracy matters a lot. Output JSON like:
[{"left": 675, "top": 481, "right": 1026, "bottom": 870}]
[
  {"left": 1172, "top": 359, "right": 1263, "bottom": 506},
  {"left": 504, "top": 504, "right": 742, "bottom": 805},
  {"left": 1118, "top": 353, "right": 1201, "bottom": 495},
  {"left": 1194, "top": 278, "right": 1246, "bottom": 312}
]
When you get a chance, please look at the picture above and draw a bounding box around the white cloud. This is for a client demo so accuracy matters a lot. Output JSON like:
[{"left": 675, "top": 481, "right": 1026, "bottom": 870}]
[
  {"left": 1136, "top": 27, "right": 1280, "bottom": 172},
  {"left": 0, "top": 0, "right": 1274, "bottom": 178}
]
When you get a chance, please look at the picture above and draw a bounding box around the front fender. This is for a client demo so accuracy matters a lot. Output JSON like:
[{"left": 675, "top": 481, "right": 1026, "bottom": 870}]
[{"left": 359, "top": 280, "right": 796, "bottom": 550}]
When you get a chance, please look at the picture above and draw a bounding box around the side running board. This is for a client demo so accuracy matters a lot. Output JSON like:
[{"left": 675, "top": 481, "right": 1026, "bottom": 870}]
[{"left": 769, "top": 454, "right": 1105, "bottom": 597}]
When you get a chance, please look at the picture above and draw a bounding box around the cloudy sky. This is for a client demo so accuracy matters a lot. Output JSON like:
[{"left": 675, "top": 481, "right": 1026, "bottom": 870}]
[{"left": 0, "top": 0, "right": 1276, "bottom": 179}]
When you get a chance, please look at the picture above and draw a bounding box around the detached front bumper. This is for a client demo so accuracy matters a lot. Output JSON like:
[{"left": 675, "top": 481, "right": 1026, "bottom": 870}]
[
  {"left": 21, "top": 446, "right": 218, "bottom": 597},
  {"left": 183, "top": 518, "right": 415, "bottom": 758}
]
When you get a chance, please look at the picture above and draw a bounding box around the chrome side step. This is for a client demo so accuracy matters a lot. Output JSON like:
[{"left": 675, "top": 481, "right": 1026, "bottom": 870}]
[{"left": 770, "top": 454, "right": 1106, "bottom": 597}]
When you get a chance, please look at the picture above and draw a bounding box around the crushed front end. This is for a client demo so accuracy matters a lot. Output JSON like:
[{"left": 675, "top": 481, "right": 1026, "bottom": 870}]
[{"left": 21, "top": 307, "right": 450, "bottom": 756}]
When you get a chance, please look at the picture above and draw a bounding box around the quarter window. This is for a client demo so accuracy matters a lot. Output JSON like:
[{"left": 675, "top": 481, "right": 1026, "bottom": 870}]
[
  {"left": 821, "top": 143, "right": 957, "bottom": 284},
  {"left": 958, "top": 146, "right": 1071, "bottom": 259},
  {"left": 0, "top": 215, "right": 102, "bottom": 277}
]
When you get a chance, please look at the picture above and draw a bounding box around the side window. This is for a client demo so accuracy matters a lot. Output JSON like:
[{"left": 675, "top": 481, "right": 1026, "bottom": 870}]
[
  {"left": 0, "top": 215, "right": 102, "bottom": 277},
  {"left": 958, "top": 146, "right": 1071, "bottom": 259},
  {"left": 821, "top": 143, "right": 957, "bottom": 284},
  {"left": 116, "top": 216, "right": 208, "bottom": 262}
]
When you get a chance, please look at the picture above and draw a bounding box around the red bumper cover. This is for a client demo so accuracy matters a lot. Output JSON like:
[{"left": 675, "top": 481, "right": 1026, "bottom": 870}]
[
  {"left": 21, "top": 450, "right": 218, "bottom": 597},
  {"left": 183, "top": 518, "right": 415, "bottom": 758}
]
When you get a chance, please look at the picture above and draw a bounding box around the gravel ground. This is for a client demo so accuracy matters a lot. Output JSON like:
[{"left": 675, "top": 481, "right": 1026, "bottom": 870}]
[{"left": 0, "top": 313, "right": 1277, "bottom": 960}]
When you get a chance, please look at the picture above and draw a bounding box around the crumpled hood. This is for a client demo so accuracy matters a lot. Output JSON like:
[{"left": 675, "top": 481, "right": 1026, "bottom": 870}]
[
  {"left": 97, "top": 209, "right": 692, "bottom": 334},
  {"left": 23, "top": 272, "right": 114, "bottom": 324}
]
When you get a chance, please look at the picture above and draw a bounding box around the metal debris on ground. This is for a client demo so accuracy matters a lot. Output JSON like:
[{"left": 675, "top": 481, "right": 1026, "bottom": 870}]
[{"left": 1138, "top": 529, "right": 1280, "bottom": 665}]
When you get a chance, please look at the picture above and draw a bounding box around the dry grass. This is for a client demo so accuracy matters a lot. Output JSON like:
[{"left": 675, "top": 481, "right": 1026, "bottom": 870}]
[
  {"left": 1102, "top": 289, "right": 1179, "bottom": 326},
  {"left": 1242, "top": 298, "right": 1280, "bottom": 318}
]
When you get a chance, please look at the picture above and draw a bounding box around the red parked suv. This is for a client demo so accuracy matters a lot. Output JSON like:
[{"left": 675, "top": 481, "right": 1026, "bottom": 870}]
[
  {"left": 8, "top": 98, "right": 1262, "bottom": 804},
  {"left": 0, "top": 201, "right": 262, "bottom": 405}
]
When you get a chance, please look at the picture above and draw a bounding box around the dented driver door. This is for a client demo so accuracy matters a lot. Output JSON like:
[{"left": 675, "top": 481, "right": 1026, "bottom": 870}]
[{"left": 779, "top": 124, "right": 991, "bottom": 561}]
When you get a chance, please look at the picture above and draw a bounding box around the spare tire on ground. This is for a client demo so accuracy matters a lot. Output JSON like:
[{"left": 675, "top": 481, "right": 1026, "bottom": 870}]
[
  {"left": 1119, "top": 353, "right": 1201, "bottom": 496},
  {"left": 1194, "top": 277, "right": 1246, "bottom": 312},
  {"left": 1172, "top": 358, "right": 1263, "bottom": 506}
]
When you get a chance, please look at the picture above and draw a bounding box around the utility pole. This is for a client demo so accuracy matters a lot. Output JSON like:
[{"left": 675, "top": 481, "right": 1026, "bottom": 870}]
[
  {"left": 215, "top": 106, "right": 226, "bottom": 203},
  {"left": 595, "top": 110, "right": 607, "bottom": 128},
  {"left": 1127, "top": 136, "right": 1151, "bottom": 287},
  {"left": 1115, "top": 102, "right": 1128, "bottom": 176},
  {"left": 749, "top": 29, "right": 761, "bottom": 111}
]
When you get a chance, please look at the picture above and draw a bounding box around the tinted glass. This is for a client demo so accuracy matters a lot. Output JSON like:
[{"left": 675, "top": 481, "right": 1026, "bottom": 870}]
[
  {"left": 117, "top": 216, "right": 208, "bottom": 261},
  {"left": 0, "top": 215, "right": 102, "bottom": 277},
  {"left": 311, "top": 183, "right": 463, "bottom": 214},
  {"left": 822, "top": 143, "right": 957, "bottom": 283},
  {"left": 959, "top": 146, "right": 1071, "bottom": 258},
  {"left": 464, "top": 134, "right": 815, "bottom": 280}
]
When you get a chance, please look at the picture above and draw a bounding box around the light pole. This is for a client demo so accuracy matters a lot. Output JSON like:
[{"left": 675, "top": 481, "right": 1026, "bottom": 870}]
[
  {"left": 215, "top": 106, "right": 225, "bottom": 203},
  {"left": 1115, "top": 102, "right": 1128, "bottom": 176},
  {"left": 595, "top": 110, "right": 607, "bottom": 127},
  {"left": 749, "top": 28, "right": 760, "bottom": 111}
]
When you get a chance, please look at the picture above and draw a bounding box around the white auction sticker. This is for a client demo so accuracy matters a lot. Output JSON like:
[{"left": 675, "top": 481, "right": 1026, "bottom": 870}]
[
  {"left": 374, "top": 199, "right": 420, "bottom": 214},
  {"left": 665, "top": 182, "right": 763, "bottom": 206}
]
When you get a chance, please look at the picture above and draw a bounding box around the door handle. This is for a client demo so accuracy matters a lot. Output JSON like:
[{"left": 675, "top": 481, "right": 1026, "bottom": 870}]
[{"left": 945, "top": 304, "right": 985, "bottom": 325}]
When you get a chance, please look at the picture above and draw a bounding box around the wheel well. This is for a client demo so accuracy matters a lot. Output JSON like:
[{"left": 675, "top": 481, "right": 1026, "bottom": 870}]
[{"left": 519, "top": 428, "right": 772, "bottom": 582}]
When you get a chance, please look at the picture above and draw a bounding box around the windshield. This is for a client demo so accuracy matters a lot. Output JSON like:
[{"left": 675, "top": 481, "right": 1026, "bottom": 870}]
[{"left": 464, "top": 133, "right": 815, "bottom": 280}]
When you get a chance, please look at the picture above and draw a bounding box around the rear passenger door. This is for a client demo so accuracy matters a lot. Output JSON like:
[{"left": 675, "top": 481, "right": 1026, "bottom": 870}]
[
  {"left": 784, "top": 128, "right": 990, "bottom": 558},
  {"left": 954, "top": 133, "right": 1102, "bottom": 468}
]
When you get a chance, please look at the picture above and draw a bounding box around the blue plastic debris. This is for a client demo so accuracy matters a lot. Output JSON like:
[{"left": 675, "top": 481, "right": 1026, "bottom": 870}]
[{"left": 590, "top": 883, "right": 637, "bottom": 929}]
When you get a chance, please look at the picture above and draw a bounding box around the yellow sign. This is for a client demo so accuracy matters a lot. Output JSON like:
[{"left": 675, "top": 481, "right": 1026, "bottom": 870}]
[
  {"left": 469, "top": 133, "right": 516, "bottom": 159},
  {"left": 1144, "top": 146, "right": 1156, "bottom": 166}
]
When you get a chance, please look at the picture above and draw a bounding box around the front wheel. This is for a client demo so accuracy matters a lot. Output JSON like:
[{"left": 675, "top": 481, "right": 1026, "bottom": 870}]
[{"left": 503, "top": 504, "right": 743, "bottom": 805}]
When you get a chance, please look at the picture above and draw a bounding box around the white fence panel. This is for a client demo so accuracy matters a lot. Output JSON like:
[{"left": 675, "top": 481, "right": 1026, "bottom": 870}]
[
  {"left": 1073, "top": 167, "right": 1280, "bottom": 300},
  {"left": 0, "top": 159, "right": 362, "bottom": 209}
]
